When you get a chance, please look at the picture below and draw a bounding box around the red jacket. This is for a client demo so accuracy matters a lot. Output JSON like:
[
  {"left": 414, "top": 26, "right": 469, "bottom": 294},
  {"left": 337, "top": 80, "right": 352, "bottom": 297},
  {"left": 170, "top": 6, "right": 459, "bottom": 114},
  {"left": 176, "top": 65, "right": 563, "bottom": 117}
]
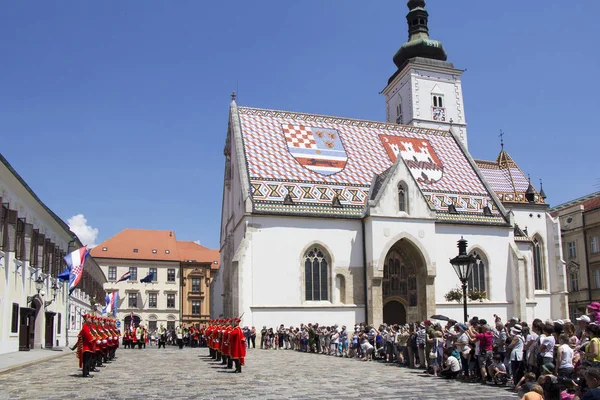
[{"left": 229, "top": 326, "right": 246, "bottom": 365}]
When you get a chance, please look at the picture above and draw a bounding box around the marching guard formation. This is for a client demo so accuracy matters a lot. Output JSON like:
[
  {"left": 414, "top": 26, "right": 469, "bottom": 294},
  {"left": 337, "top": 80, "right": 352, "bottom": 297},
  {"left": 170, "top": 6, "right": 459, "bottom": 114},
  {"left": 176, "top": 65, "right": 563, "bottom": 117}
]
[
  {"left": 74, "top": 314, "right": 121, "bottom": 378},
  {"left": 206, "top": 317, "right": 246, "bottom": 373}
]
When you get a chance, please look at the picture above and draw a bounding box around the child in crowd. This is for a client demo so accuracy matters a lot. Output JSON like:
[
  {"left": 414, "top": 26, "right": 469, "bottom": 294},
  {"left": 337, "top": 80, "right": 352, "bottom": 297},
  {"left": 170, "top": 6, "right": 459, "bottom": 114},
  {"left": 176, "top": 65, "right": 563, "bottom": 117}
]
[
  {"left": 441, "top": 348, "right": 462, "bottom": 379},
  {"left": 488, "top": 353, "right": 508, "bottom": 385}
]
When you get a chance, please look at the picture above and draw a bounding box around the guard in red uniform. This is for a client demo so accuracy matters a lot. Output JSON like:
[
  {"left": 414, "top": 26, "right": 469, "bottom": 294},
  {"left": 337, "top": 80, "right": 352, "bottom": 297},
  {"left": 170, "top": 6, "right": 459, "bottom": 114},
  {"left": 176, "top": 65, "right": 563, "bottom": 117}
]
[
  {"left": 206, "top": 320, "right": 214, "bottom": 358},
  {"left": 229, "top": 317, "right": 246, "bottom": 373},
  {"left": 220, "top": 319, "right": 232, "bottom": 366},
  {"left": 77, "top": 314, "right": 97, "bottom": 378}
]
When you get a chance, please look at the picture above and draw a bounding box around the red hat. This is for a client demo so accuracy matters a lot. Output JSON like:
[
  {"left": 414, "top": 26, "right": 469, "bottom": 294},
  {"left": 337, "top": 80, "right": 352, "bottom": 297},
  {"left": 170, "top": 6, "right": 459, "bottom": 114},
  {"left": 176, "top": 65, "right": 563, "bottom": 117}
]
[
  {"left": 227, "top": 318, "right": 232, "bottom": 323},
  {"left": 83, "top": 314, "right": 90, "bottom": 319},
  {"left": 234, "top": 317, "right": 241, "bottom": 323}
]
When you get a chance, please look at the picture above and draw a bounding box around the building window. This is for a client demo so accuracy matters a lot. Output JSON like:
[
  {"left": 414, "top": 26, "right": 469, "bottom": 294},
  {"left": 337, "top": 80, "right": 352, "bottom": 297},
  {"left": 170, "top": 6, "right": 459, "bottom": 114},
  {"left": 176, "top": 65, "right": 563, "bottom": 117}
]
[
  {"left": 102, "top": 247, "right": 107, "bottom": 251},
  {"left": 167, "top": 320, "right": 175, "bottom": 330},
  {"left": 592, "top": 237, "right": 600, "bottom": 254},
  {"left": 395, "top": 102, "right": 403, "bottom": 124},
  {"left": 167, "top": 294, "right": 176, "bottom": 308},
  {"left": 432, "top": 95, "right": 444, "bottom": 108},
  {"left": 167, "top": 269, "right": 176, "bottom": 282},
  {"left": 11, "top": 303, "right": 19, "bottom": 333},
  {"left": 191, "top": 278, "right": 201, "bottom": 293},
  {"left": 594, "top": 269, "right": 600, "bottom": 290},
  {"left": 133, "top": 248, "right": 138, "bottom": 253},
  {"left": 148, "top": 292, "right": 157, "bottom": 308},
  {"left": 149, "top": 268, "right": 157, "bottom": 282},
  {"left": 57, "top": 313, "right": 61, "bottom": 334},
  {"left": 568, "top": 242, "right": 577, "bottom": 259},
  {"left": 108, "top": 266, "right": 117, "bottom": 281},
  {"left": 304, "top": 247, "right": 329, "bottom": 301},
  {"left": 468, "top": 251, "right": 487, "bottom": 295},
  {"left": 152, "top": 249, "right": 157, "bottom": 254},
  {"left": 533, "top": 237, "right": 546, "bottom": 290},
  {"left": 192, "top": 301, "right": 200, "bottom": 316},
  {"left": 128, "top": 292, "right": 138, "bottom": 308},
  {"left": 398, "top": 182, "right": 408, "bottom": 213},
  {"left": 165, "top": 250, "right": 170, "bottom": 254},
  {"left": 570, "top": 271, "right": 579, "bottom": 292},
  {"left": 129, "top": 267, "right": 137, "bottom": 281},
  {"left": 148, "top": 320, "right": 157, "bottom": 332}
]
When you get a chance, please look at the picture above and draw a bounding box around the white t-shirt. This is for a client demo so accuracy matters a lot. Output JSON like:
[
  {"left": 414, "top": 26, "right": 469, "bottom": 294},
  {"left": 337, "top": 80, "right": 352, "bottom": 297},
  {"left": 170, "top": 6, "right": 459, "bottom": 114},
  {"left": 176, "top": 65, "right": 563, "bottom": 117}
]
[
  {"left": 445, "top": 356, "right": 461, "bottom": 372},
  {"left": 558, "top": 344, "right": 574, "bottom": 369},
  {"left": 456, "top": 333, "right": 469, "bottom": 353},
  {"left": 541, "top": 335, "right": 556, "bottom": 358},
  {"left": 361, "top": 341, "right": 373, "bottom": 351},
  {"left": 492, "top": 361, "right": 506, "bottom": 372}
]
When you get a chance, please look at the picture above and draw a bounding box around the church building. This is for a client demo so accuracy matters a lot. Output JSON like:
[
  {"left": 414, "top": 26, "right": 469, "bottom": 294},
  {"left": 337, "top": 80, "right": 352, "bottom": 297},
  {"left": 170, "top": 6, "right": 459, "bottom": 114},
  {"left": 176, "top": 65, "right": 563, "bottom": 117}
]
[{"left": 212, "top": 0, "right": 568, "bottom": 328}]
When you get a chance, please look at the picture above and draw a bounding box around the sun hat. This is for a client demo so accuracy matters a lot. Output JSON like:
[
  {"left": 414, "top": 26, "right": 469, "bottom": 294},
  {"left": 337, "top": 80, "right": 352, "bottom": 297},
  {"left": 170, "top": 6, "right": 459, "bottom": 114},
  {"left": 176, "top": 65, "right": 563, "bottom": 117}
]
[
  {"left": 588, "top": 302, "right": 600, "bottom": 311},
  {"left": 577, "top": 315, "right": 591, "bottom": 323},
  {"left": 511, "top": 324, "right": 522, "bottom": 335}
]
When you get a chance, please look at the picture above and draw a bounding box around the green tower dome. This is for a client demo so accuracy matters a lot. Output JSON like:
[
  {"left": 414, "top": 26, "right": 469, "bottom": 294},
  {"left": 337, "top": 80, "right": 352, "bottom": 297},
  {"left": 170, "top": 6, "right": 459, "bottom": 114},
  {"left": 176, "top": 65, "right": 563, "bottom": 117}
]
[{"left": 392, "top": 0, "right": 448, "bottom": 69}]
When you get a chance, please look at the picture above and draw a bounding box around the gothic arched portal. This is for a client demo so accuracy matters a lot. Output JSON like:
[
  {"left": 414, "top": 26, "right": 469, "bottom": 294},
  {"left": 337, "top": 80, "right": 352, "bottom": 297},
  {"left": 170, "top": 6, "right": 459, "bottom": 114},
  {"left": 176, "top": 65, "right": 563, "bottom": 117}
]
[{"left": 382, "top": 239, "right": 427, "bottom": 323}]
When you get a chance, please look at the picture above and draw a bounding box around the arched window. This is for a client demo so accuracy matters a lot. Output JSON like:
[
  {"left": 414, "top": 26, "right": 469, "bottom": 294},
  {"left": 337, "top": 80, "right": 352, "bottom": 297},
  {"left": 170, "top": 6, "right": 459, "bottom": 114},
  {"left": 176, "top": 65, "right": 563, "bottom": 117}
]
[
  {"left": 468, "top": 250, "right": 487, "bottom": 296},
  {"left": 304, "top": 247, "right": 329, "bottom": 301},
  {"left": 533, "top": 237, "right": 546, "bottom": 290},
  {"left": 398, "top": 182, "right": 408, "bottom": 213}
]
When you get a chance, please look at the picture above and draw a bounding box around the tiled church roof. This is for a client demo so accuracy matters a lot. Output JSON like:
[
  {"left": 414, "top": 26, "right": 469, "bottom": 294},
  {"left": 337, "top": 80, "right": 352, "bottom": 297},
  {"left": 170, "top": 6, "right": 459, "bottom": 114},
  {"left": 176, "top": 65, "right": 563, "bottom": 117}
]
[
  {"left": 475, "top": 150, "right": 546, "bottom": 205},
  {"left": 236, "top": 106, "right": 506, "bottom": 223}
]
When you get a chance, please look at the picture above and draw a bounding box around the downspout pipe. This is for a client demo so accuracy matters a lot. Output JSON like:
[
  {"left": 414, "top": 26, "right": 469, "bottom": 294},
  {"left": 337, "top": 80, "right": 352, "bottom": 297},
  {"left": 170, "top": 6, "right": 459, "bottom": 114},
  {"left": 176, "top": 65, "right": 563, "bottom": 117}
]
[
  {"left": 362, "top": 218, "right": 369, "bottom": 325},
  {"left": 583, "top": 212, "right": 592, "bottom": 303}
]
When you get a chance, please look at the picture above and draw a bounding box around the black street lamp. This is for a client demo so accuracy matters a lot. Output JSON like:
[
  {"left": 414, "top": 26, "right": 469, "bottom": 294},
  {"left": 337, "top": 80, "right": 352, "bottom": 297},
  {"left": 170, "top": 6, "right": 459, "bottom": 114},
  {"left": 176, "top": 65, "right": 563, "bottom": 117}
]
[
  {"left": 27, "top": 276, "right": 45, "bottom": 305},
  {"left": 44, "top": 281, "right": 59, "bottom": 308},
  {"left": 449, "top": 237, "right": 478, "bottom": 323}
]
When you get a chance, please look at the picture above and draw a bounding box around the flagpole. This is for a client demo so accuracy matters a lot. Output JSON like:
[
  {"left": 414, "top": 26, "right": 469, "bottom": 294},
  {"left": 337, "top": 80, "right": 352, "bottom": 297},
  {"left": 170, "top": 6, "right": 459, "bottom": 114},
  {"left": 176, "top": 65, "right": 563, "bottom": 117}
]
[{"left": 65, "top": 281, "right": 70, "bottom": 347}]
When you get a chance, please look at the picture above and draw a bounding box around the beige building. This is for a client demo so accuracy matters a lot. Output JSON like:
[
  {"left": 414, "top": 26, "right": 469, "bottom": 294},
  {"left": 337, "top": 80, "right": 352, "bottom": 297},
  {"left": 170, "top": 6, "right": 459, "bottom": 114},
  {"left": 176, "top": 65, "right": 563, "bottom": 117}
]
[
  {"left": 178, "top": 241, "right": 219, "bottom": 326},
  {"left": 92, "top": 229, "right": 218, "bottom": 332},
  {"left": 551, "top": 192, "right": 600, "bottom": 319}
]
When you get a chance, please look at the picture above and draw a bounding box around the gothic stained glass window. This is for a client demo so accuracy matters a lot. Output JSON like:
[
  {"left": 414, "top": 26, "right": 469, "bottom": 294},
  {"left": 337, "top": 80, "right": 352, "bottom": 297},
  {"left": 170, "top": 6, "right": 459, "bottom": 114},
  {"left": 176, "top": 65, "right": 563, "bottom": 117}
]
[
  {"left": 468, "top": 251, "right": 487, "bottom": 295},
  {"left": 533, "top": 237, "right": 545, "bottom": 290},
  {"left": 304, "top": 247, "right": 329, "bottom": 301}
]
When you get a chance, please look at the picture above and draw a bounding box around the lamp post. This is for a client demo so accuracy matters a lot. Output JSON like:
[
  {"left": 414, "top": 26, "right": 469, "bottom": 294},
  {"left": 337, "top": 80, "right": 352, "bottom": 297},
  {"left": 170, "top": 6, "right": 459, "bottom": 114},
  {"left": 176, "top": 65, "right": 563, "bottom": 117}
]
[
  {"left": 449, "top": 237, "right": 478, "bottom": 323},
  {"left": 44, "top": 281, "right": 59, "bottom": 308},
  {"left": 27, "top": 276, "right": 45, "bottom": 305}
]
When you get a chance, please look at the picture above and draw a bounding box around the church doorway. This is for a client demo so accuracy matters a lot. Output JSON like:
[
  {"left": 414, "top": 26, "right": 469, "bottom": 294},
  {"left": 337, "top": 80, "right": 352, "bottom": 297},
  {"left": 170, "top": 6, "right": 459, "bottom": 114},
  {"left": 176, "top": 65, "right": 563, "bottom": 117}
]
[
  {"left": 383, "top": 300, "right": 406, "bottom": 325},
  {"left": 382, "top": 238, "right": 427, "bottom": 323}
]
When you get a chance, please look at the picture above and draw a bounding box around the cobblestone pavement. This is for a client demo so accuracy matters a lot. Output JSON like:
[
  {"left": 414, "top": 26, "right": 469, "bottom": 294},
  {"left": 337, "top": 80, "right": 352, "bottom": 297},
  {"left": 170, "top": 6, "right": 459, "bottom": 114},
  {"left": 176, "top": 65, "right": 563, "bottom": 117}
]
[{"left": 0, "top": 346, "right": 519, "bottom": 399}]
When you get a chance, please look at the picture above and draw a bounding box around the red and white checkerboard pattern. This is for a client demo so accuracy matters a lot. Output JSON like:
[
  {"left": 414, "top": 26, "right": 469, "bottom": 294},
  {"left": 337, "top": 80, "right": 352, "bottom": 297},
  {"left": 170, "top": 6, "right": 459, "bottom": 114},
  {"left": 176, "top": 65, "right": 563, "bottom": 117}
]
[
  {"left": 238, "top": 107, "right": 496, "bottom": 213},
  {"left": 282, "top": 124, "right": 317, "bottom": 149}
]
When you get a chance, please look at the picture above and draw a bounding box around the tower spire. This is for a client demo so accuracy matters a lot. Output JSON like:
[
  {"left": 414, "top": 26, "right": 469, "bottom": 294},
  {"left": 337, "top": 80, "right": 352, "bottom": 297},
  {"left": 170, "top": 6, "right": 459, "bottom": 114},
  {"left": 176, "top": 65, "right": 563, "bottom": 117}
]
[{"left": 392, "top": 0, "right": 448, "bottom": 70}]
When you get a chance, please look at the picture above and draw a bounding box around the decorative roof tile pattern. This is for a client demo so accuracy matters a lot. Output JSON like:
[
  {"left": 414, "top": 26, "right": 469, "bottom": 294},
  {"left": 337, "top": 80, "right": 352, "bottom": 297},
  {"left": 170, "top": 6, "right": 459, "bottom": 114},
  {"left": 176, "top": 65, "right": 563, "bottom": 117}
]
[
  {"left": 475, "top": 151, "right": 545, "bottom": 205},
  {"left": 237, "top": 107, "right": 503, "bottom": 221}
]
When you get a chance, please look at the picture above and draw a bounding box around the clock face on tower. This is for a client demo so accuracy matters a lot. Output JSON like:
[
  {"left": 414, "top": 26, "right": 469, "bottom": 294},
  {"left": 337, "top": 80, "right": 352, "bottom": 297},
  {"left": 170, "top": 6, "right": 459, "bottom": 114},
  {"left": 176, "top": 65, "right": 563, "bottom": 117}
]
[{"left": 432, "top": 107, "right": 446, "bottom": 122}]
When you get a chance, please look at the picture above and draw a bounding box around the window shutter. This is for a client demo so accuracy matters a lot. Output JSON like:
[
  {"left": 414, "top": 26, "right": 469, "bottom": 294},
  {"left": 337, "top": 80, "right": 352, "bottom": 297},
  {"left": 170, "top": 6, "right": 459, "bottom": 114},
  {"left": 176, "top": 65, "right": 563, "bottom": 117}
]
[
  {"left": 30, "top": 229, "right": 39, "bottom": 267},
  {"left": 37, "top": 234, "right": 45, "bottom": 272},
  {"left": 16, "top": 218, "right": 25, "bottom": 260},
  {"left": 23, "top": 223, "right": 33, "bottom": 262},
  {"left": 0, "top": 200, "right": 6, "bottom": 250},
  {"left": 6, "top": 209, "right": 17, "bottom": 253}
]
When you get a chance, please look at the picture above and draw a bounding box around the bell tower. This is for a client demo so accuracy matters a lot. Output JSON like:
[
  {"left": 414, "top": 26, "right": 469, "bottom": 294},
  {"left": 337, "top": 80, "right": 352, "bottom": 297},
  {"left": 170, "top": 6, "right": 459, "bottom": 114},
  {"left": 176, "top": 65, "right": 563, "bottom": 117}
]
[{"left": 382, "top": 0, "right": 469, "bottom": 146}]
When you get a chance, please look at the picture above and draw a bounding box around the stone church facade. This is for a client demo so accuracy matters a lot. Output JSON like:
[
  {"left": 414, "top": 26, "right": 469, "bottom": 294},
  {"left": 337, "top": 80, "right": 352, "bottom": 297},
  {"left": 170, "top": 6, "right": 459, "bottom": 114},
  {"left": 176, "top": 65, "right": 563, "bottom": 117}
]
[{"left": 212, "top": 0, "right": 568, "bottom": 329}]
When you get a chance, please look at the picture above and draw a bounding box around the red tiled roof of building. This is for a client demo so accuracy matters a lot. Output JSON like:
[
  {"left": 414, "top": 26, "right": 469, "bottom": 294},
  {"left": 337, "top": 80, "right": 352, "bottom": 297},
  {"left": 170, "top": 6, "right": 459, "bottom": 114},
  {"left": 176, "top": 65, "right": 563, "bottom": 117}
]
[
  {"left": 177, "top": 241, "right": 220, "bottom": 269},
  {"left": 90, "top": 229, "right": 219, "bottom": 265}
]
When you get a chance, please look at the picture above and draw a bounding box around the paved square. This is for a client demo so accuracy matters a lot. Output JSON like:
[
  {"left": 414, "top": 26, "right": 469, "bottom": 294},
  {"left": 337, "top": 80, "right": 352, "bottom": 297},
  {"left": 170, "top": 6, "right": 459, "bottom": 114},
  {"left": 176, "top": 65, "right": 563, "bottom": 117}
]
[{"left": 0, "top": 347, "right": 519, "bottom": 399}]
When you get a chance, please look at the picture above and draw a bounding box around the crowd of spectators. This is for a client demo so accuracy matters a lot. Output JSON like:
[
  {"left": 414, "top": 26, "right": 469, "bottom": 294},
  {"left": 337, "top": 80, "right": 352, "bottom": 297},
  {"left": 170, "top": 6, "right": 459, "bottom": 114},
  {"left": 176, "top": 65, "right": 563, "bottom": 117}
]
[{"left": 256, "top": 301, "right": 600, "bottom": 400}]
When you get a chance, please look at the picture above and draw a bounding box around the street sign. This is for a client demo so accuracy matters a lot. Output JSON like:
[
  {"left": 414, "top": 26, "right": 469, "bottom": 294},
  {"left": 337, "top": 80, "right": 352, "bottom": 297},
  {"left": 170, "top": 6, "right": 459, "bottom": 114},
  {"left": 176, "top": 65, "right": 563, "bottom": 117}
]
[{"left": 116, "top": 321, "right": 121, "bottom": 327}]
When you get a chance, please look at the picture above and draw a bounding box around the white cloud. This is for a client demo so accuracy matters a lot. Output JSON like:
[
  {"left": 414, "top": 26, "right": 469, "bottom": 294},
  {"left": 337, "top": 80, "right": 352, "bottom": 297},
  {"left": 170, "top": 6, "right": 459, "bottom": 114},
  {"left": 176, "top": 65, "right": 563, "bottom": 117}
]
[
  {"left": 193, "top": 240, "right": 201, "bottom": 245},
  {"left": 67, "top": 214, "right": 99, "bottom": 248}
]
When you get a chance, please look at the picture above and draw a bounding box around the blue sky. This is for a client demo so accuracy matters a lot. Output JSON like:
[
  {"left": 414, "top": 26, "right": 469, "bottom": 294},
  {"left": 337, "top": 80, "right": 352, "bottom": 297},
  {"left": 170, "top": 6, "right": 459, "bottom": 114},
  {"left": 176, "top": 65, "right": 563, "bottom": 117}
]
[{"left": 1, "top": 1, "right": 598, "bottom": 249}]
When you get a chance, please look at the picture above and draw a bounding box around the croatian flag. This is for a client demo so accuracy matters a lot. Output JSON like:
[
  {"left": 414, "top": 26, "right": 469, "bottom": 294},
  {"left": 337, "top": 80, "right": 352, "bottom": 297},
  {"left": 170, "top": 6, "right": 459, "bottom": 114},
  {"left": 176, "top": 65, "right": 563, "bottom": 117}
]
[
  {"left": 117, "top": 271, "right": 131, "bottom": 283},
  {"left": 103, "top": 291, "right": 119, "bottom": 316},
  {"left": 65, "top": 246, "right": 90, "bottom": 294}
]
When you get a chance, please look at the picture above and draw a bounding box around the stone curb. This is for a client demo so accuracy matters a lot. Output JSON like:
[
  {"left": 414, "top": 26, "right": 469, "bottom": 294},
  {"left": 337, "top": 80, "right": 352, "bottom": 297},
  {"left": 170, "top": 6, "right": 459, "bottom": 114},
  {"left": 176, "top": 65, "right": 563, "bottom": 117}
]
[{"left": 0, "top": 351, "right": 73, "bottom": 376}]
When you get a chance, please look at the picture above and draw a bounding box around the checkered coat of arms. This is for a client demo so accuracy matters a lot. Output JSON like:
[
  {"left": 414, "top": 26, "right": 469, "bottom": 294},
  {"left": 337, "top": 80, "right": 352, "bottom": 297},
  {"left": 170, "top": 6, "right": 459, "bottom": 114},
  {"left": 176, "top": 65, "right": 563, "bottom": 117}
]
[{"left": 281, "top": 124, "right": 348, "bottom": 176}]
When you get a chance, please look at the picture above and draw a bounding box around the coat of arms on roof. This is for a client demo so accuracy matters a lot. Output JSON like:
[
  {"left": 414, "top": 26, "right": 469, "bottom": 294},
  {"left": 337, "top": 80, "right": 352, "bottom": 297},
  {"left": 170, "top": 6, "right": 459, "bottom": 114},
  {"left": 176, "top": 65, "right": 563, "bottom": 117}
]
[
  {"left": 379, "top": 135, "right": 444, "bottom": 185},
  {"left": 281, "top": 124, "right": 348, "bottom": 176}
]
